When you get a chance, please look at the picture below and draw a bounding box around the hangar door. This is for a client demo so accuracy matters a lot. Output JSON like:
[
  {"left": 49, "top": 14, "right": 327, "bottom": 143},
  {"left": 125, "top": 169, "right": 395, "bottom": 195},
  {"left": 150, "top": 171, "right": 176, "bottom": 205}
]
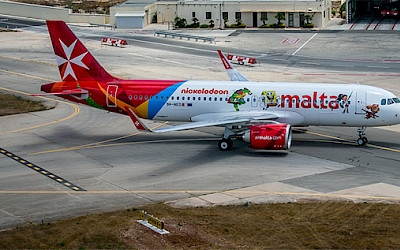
[{"left": 115, "top": 12, "right": 145, "bottom": 29}]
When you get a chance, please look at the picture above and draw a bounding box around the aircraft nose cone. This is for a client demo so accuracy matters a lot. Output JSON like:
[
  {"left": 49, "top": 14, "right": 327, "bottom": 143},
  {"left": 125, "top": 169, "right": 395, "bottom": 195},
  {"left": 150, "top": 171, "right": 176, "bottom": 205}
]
[{"left": 41, "top": 82, "right": 55, "bottom": 93}]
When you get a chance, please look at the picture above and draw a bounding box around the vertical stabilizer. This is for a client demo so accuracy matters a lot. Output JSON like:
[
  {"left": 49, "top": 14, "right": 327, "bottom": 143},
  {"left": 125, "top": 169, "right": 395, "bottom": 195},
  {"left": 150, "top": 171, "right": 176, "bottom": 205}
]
[{"left": 46, "top": 20, "right": 116, "bottom": 82}]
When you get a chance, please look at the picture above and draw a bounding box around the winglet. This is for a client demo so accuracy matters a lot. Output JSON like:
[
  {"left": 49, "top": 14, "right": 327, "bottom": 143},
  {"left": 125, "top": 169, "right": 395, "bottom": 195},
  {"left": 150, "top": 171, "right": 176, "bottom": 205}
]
[
  {"left": 126, "top": 108, "right": 152, "bottom": 132},
  {"left": 217, "top": 50, "right": 250, "bottom": 82},
  {"left": 217, "top": 50, "right": 233, "bottom": 70}
]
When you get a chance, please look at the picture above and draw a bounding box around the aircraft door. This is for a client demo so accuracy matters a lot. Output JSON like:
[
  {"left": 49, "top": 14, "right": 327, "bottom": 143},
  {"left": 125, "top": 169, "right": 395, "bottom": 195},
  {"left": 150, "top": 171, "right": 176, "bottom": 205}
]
[
  {"left": 106, "top": 85, "right": 118, "bottom": 107},
  {"left": 355, "top": 91, "right": 366, "bottom": 114},
  {"left": 251, "top": 95, "right": 258, "bottom": 108}
]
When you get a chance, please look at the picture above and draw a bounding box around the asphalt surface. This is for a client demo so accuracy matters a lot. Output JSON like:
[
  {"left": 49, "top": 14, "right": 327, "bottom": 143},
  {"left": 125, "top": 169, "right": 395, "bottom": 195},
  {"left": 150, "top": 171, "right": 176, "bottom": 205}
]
[{"left": 0, "top": 16, "right": 400, "bottom": 229}]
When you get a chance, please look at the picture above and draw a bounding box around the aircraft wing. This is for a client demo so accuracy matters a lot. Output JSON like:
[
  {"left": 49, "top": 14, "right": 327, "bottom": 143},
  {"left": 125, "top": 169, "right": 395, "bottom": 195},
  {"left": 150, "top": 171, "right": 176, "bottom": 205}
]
[
  {"left": 31, "top": 89, "right": 88, "bottom": 96},
  {"left": 127, "top": 108, "right": 279, "bottom": 133},
  {"left": 217, "top": 50, "right": 250, "bottom": 82}
]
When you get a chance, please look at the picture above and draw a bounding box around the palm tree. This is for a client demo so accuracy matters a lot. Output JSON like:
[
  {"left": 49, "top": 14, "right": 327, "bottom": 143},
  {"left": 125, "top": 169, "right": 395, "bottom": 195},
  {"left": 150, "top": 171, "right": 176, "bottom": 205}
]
[
  {"left": 275, "top": 12, "right": 285, "bottom": 25},
  {"left": 304, "top": 15, "right": 312, "bottom": 24},
  {"left": 260, "top": 15, "right": 268, "bottom": 25},
  {"left": 192, "top": 17, "right": 199, "bottom": 27},
  {"left": 209, "top": 19, "right": 214, "bottom": 28},
  {"left": 223, "top": 17, "right": 229, "bottom": 28}
]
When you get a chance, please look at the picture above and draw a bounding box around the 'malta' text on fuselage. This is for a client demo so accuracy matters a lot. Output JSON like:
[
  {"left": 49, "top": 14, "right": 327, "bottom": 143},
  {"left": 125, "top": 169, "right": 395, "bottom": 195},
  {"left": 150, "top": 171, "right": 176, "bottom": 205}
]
[{"left": 280, "top": 92, "right": 339, "bottom": 109}]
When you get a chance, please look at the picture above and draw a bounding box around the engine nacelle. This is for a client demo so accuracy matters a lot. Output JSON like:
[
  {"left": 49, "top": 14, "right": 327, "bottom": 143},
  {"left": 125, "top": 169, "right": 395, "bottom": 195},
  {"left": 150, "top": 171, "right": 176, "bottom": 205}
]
[{"left": 242, "top": 124, "right": 292, "bottom": 150}]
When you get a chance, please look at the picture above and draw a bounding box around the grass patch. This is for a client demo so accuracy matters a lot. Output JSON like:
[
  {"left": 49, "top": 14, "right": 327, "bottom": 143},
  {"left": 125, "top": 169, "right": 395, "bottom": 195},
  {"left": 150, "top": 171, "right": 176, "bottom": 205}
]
[
  {"left": 0, "top": 93, "right": 47, "bottom": 116},
  {"left": 1, "top": 202, "right": 400, "bottom": 248}
]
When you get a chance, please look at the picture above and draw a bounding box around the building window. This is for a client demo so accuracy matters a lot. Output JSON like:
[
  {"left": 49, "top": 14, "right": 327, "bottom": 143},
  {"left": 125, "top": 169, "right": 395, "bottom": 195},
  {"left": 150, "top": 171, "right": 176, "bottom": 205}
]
[
  {"left": 235, "top": 12, "right": 241, "bottom": 20},
  {"left": 192, "top": 12, "right": 195, "bottom": 18},
  {"left": 261, "top": 12, "right": 267, "bottom": 19},
  {"left": 222, "top": 12, "right": 228, "bottom": 20},
  {"left": 206, "top": 12, "right": 212, "bottom": 19}
]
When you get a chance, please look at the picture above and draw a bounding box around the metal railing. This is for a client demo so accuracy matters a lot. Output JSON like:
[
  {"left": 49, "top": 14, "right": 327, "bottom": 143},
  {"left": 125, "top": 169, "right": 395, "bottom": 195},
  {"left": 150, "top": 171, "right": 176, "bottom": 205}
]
[
  {"left": 154, "top": 31, "right": 215, "bottom": 43},
  {"left": 90, "top": 23, "right": 113, "bottom": 29}
]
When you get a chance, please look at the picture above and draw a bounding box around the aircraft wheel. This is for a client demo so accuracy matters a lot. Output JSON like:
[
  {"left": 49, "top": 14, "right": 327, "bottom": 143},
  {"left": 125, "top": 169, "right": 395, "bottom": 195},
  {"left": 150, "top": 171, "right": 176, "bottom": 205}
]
[
  {"left": 357, "top": 137, "right": 367, "bottom": 146},
  {"left": 218, "top": 139, "right": 233, "bottom": 151}
]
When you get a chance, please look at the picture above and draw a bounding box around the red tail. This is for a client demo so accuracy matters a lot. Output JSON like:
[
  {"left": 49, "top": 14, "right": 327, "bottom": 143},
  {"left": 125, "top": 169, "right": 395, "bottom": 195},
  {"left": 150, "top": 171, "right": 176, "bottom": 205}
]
[{"left": 46, "top": 20, "right": 116, "bottom": 82}]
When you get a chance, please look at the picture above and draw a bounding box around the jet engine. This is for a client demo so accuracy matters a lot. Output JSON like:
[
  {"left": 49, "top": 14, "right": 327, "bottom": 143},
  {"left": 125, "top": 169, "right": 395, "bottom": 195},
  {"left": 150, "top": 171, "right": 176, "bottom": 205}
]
[{"left": 241, "top": 124, "right": 292, "bottom": 150}]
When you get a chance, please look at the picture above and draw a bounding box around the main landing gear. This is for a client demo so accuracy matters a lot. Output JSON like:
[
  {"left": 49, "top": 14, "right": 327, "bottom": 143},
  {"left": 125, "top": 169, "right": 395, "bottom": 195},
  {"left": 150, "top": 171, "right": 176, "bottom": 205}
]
[
  {"left": 357, "top": 127, "right": 368, "bottom": 146},
  {"left": 218, "top": 138, "right": 233, "bottom": 151}
]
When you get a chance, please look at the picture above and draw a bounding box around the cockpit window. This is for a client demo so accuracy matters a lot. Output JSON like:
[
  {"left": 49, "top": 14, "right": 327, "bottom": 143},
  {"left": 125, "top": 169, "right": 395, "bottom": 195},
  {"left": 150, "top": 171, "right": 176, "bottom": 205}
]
[
  {"left": 388, "top": 98, "right": 395, "bottom": 105},
  {"left": 381, "top": 99, "right": 387, "bottom": 105},
  {"left": 393, "top": 98, "right": 400, "bottom": 103}
]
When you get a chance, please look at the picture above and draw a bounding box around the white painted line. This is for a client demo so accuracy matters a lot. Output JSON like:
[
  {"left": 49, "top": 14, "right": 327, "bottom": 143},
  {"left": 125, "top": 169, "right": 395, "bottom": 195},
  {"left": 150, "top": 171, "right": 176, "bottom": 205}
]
[
  {"left": 291, "top": 33, "right": 318, "bottom": 56},
  {"left": 299, "top": 62, "right": 319, "bottom": 65},
  {"left": 367, "top": 66, "right": 390, "bottom": 69}
]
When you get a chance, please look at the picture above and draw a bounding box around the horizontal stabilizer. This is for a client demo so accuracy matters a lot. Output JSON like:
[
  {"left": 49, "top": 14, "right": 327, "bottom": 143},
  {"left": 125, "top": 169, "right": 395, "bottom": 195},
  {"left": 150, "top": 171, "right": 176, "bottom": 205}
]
[{"left": 31, "top": 89, "right": 88, "bottom": 96}]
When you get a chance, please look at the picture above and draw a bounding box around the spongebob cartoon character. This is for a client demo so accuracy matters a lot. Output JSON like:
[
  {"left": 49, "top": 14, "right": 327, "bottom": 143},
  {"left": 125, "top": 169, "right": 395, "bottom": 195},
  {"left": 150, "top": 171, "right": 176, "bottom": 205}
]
[
  {"left": 261, "top": 91, "right": 280, "bottom": 108},
  {"left": 228, "top": 88, "right": 252, "bottom": 111},
  {"left": 362, "top": 104, "right": 380, "bottom": 119}
]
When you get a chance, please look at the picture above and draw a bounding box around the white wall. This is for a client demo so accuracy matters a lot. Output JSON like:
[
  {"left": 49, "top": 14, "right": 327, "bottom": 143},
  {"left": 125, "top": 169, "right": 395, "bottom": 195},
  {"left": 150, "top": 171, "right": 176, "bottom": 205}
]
[
  {"left": 0, "top": 0, "right": 108, "bottom": 24},
  {"left": 0, "top": 0, "right": 70, "bottom": 21},
  {"left": 154, "top": 0, "right": 331, "bottom": 28}
]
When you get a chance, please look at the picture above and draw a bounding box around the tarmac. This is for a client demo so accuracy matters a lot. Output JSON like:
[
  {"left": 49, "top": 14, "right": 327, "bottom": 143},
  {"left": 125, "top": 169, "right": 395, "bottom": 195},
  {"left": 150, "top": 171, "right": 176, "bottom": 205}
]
[{"left": 0, "top": 18, "right": 400, "bottom": 229}]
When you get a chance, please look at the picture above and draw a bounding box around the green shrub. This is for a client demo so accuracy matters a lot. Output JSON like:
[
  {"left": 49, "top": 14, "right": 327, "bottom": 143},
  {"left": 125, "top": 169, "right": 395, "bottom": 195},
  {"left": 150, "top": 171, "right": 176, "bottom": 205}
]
[
  {"left": 303, "top": 23, "right": 314, "bottom": 28},
  {"left": 200, "top": 24, "right": 209, "bottom": 28},
  {"left": 228, "top": 23, "right": 246, "bottom": 28},
  {"left": 260, "top": 23, "right": 285, "bottom": 28}
]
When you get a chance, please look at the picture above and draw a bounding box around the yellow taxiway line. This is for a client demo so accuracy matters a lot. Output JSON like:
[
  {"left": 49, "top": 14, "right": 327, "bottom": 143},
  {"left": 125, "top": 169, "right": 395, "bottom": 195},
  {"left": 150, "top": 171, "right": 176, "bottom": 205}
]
[{"left": 0, "top": 86, "right": 80, "bottom": 135}]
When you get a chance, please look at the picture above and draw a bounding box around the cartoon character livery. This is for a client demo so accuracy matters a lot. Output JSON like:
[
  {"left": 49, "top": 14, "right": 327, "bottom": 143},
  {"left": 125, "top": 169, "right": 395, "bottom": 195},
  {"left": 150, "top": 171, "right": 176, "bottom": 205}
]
[
  {"left": 35, "top": 21, "right": 400, "bottom": 152},
  {"left": 363, "top": 104, "right": 380, "bottom": 119},
  {"left": 261, "top": 91, "right": 280, "bottom": 108},
  {"left": 227, "top": 88, "right": 252, "bottom": 111}
]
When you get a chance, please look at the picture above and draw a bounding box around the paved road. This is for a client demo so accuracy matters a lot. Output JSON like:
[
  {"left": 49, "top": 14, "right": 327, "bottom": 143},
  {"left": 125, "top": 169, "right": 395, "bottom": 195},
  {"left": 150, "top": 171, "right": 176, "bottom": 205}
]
[{"left": 0, "top": 18, "right": 400, "bottom": 229}]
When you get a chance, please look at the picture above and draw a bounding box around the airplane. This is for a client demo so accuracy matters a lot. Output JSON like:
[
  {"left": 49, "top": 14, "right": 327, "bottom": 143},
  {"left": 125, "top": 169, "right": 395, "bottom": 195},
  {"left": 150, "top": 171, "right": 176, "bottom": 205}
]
[{"left": 35, "top": 20, "right": 400, "bottom": 151}]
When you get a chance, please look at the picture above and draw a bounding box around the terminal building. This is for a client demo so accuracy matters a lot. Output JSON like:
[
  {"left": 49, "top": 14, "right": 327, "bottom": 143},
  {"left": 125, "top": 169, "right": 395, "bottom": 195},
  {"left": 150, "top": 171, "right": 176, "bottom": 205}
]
[
  {"left": 149, "top": 0, "right": 331, "bottom": 28},
  {"left": 111, "top": 0, "right": 332, "bottom": 28}
]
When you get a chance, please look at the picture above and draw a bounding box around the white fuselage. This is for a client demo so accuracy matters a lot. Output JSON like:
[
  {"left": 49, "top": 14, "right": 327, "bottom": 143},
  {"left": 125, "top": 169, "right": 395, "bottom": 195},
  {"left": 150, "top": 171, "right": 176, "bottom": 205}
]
[{"left": 152, "top": 81, "right": 400, "bottom": 127}]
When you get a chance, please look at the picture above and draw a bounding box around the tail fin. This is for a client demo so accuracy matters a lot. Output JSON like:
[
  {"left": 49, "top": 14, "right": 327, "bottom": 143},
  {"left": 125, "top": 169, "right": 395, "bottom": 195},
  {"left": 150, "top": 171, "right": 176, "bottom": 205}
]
[
  {"left": 46, "top": 20, "right": 116, "bottom": 82},
  {"left": 217, "top": 50, "right": 250, "bottom": 82}
]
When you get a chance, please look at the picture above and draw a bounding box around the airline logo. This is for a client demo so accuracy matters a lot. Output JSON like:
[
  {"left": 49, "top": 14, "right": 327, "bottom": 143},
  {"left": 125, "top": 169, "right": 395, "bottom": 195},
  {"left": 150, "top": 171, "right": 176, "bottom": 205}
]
[
  {"left": 181, "top": 88, "right": 228, "bottom": 95},
  {"left": 56, "top": 39, "right": 89, "bottom": 80}
]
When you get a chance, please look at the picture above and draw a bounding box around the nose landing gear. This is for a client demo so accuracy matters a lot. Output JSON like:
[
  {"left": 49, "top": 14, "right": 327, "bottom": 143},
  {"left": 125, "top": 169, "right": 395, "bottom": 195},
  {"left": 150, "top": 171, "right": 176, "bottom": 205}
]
[{"left": 357, "top": 127, "right": 368, "bottom": 146}]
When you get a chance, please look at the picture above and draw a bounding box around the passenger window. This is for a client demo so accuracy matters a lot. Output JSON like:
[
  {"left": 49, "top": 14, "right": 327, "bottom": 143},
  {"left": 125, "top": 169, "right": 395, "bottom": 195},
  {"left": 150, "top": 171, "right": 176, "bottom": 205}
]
[
  {"left": 215, "top": 97, "right": 217, "bottom": 101},
  {"left": 220, "top": 98, "right": 223, "bottom": 101},
  {"left": 171, "top": 96, "right": 174, "bottom": 100},
  {"left": 182, "top": 97, "right": 185, "bottom": 101},
  {"left": 145, "top": 95, "right": 148, "bottom": 100},
  {"left": 388, "top": 98, "right": 394, "bottom": 105},
  {"left": 155, "top": 96, "right": 158, "bottom": 100},
  {"left": 134, "top": 95, "right": 137, "bottom": 100},
  {"left": 177, "top": 97, "right": 179, "bottom": 100},
  {"left": 393, "top": 98, "right": 400, "bottom": 103},
  {"left": 139, "top": 95, "right": 142, "bottom": 100},
  {"left": 381, "top": 99, "right": 386, "bottom": 105},
  {"left": 209, "top": 97, "right": 212, "bottom": 101},
  {"left": 204, "top": 97, "right": 206, "bottom": 101},
  {"left": 198, "top": 97, "right": 201, "bottom": 101}
]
